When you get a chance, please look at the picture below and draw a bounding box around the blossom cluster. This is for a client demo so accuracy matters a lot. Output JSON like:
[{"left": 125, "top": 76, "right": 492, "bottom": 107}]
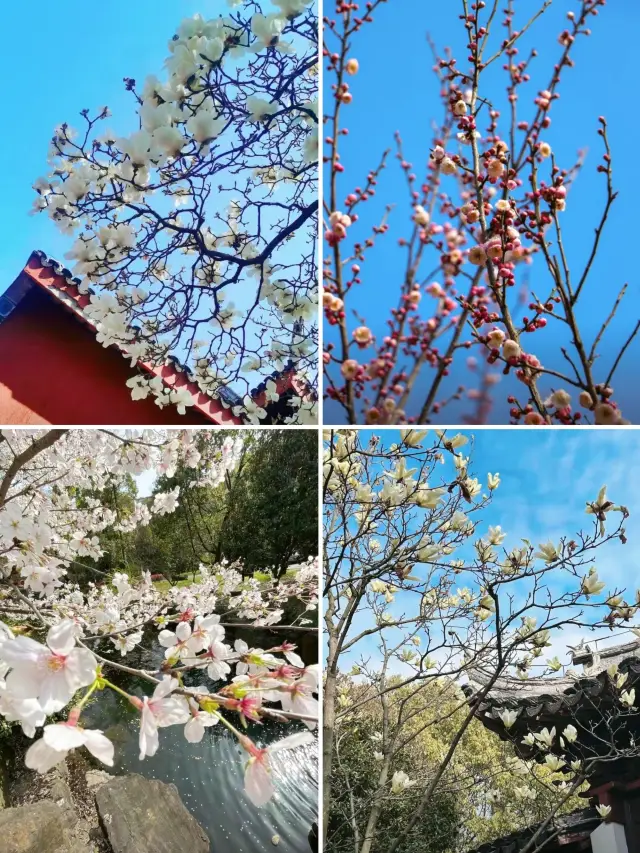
[
  {"left": 323, "top": 0, "right": 637, "bottom": 425},
  {"left": 33, "top": 0, "right": 318, "bottom": 424},
  {"left": 0, "top": 429, "right": 319, "bottom": 806}
]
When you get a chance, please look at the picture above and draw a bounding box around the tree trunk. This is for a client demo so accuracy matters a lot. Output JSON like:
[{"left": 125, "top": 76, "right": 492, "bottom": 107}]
[{"left": 322, "top": 641, "right": 338, "bottom": 846}]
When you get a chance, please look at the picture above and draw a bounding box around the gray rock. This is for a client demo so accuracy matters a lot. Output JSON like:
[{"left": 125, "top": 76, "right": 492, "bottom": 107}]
[
  {"left": 85, "top": 770, "right": 111, "bottom": 790},
  {"left": 95, "top": 774, "right": 210, "bottom": 853},
  {"left": 0, "top": 800, "right": 70, "bottom": 853}
]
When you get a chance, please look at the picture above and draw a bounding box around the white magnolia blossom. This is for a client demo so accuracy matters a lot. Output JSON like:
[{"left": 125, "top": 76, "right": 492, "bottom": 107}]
[{"left": 32, "top": 1, "right": 318, "bottom": 424}]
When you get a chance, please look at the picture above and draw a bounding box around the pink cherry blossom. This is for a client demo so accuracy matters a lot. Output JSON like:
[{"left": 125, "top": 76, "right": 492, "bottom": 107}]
[
  {"left": 137, "top": 677, "right": 190, "bottom": 759},
  {"left": 241, "top": 731, "right": 316, "bottom": 807},
  {"left": 2, "top": 620, "right": 97, "bottom": 713}
]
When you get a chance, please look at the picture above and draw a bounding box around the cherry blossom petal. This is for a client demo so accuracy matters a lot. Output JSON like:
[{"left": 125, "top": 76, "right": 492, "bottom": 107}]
[
  {"left": 154, "top": 697, "right": 190, "bottom": 727},
  {"left": 152, "top": 675, "right": 178, "bottom": 700},
  {"left": 158, "top": 630, "right": 178, "bottom": 648},
  {"left": 46, "top": 620, "right": 77, "bottom": 656},
  {"left": 244, "top": 757, "right": 274, "bottom": 807},
  {"left": 269, "top": 731, "right": 316, "bottom": 754},
  {"left": 5, "top": 665, "right": 44, "bottom": 700},
  {"left": 25, "top": 738, "right": 68, "bottom": 774},
  {"left": 83, "top": 729, "right": 115, "bottom": 766},
  {"left": 176, "top": 622, "right": 192, "bottom": 642},
  {"left": 43, "top": 723, "right": 87, "bottom": 751},
  {"left": 40, "top": 672, "right": 75, "bottom": 714},
  {"left": 139, "top": 703, "right": 159, "bottom": 759},
  {"left": 1, "top": 636, "right": 46, "bottom": 667},
  {"left": 284, "top": 650, "right": 305, "bottom": 669},
  {"left": 184, "top": 717, "right": 205, "bottom": 743},
  {"left": 65, "top": 648, "right": 98, "bottom": 690}
]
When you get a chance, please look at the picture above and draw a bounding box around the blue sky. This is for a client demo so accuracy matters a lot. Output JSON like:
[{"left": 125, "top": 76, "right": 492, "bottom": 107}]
[
  {"left": 332, "top": 428, "right": 640, "bottom": 672},
  {"left": 324, "top": 1, "right": 639, "bottom": 425},
  {"left": 0, "top": 0, "right": 206, "bottom": 288}
]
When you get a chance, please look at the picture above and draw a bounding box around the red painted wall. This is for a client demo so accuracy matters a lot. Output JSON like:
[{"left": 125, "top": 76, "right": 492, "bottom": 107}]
[{"left": 0, "top": 288, "right": 212, "bottom": 426}]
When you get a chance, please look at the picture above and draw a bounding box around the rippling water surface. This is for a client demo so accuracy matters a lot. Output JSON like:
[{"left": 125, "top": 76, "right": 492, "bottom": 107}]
[{"left": 83, "top": 625, "right": 318, "bottom": 853}]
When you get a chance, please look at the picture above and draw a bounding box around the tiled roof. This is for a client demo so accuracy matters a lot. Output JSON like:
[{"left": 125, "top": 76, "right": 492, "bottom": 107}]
[
  {"left": 468, "top": 808, "right": 598, "bottom": 853},
  {"left": 1, "top": 251, "right": 246, "bottom": 425},
  {"left": 465, "top": 639, "right": 640, "bottom": 718}
]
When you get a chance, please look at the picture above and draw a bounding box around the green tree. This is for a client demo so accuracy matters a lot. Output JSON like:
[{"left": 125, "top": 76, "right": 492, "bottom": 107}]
[
  {"left": 220, "top": 430, "right": 318, "bottom": 575},
  {"left": 329, "top": 677, "right": 586, "bottom": 853}
]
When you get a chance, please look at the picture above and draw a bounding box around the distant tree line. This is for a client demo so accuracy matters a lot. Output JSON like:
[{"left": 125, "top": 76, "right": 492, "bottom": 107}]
[{"left": 70, "top": 430, "right": 317, "bottom": 584}]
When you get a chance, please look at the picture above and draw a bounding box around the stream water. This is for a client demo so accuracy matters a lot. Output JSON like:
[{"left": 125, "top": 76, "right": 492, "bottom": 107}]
[{"left": 81, "top": 623, "right": 318, "bottom": 853}]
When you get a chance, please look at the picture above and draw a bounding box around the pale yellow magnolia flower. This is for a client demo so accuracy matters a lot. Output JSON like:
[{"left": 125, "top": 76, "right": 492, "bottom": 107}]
[
  {"left": 581, "top": 568, "right": 606, "bottom": 597},
  {"left": 498, "top": 709, "right": 519, "bottom": 728},
  {"left": 390, "top": 770, "right": 416, "bottom": 794},
  {"left": 464, "top": 477, "right": 482, "bottom": 498},
  {"left": 534, "top": 541, "right": 558, "bottom": 563},
  {"left": 476, "top": 541, "right": 497, "bottom": 563},
  {"left": 487, "top": 472, "right": 500, "bottom": 490},
  {"left": 400, "top": 428, "right": 429, "bottom": 447},
  {"left": 534, "top": 727, "right": 556, "bottom": 749},
  {"left": 615, "top": 672, "right": 628, "bottom": 689},
  {"left": 514, "top": 786, "right": 537, "bottom": 801},
  {"left": 487, "top": 525, "right": 506, "bottom": 545},
  {"left": 620, "top": 688, "right": 636, "bottom": 707},
  {"left": 544, "top": 754, "right": 565, "bottom": 772},
  {"left": 413, "top": 484, "right": 446, "bottom": 509}
]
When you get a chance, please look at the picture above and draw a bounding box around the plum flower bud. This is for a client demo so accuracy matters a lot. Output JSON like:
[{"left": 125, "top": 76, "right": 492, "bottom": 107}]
[
  {"left": 468, "top": 246, "right": 487, "bottom": 266},
  {"left": 341, "top": 359, "right": 360, "bottom": 380},
  {"left": 453, "top": 100, "right": 467, "bottom": 116},
  {"left": 345, "top": 58, "right": 359, "bottom": 75},
  {"left": 524, "top": 412, "right": 545, "bottom": 425},
  {"left": 550, "top": 389, "right": 571, "bottom": 409},
  {"left": 485, "top": 238, "right": 504, "bottom": 260},
  {"left": 579, "top": 390, "right": 594, "bottom": 410},
  {"left": 502, "top": 340, "right": 521, "bottom": 361},
  {"left": 413, "top": 205, "right": 430, "bottom": 226},
  {"left": 440, "top": 157, "right": 457, "bottom": 176},
  {"left": 486, "top": 329, "right": 505, "bottom": 349},
  {"left": 329, "top": 210, "right": 352, "bottom": 231},
  {"left": 594, "top": 402, "right": 622, "bottom": 425},
  {"left": 431, "top": 146, "right": 445, "bottom": 162},
  {"left": 539, "top": 142, "right": 552, "bottom": 158},
  {"left": 495, "top": 199, "right": 511, "bottom": 213},
  {"left": 487, "top": 159, "right": 505, "bottom": 178},
  {"left": 353, "top": 326, "right": 373, "bottom": 347}
]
